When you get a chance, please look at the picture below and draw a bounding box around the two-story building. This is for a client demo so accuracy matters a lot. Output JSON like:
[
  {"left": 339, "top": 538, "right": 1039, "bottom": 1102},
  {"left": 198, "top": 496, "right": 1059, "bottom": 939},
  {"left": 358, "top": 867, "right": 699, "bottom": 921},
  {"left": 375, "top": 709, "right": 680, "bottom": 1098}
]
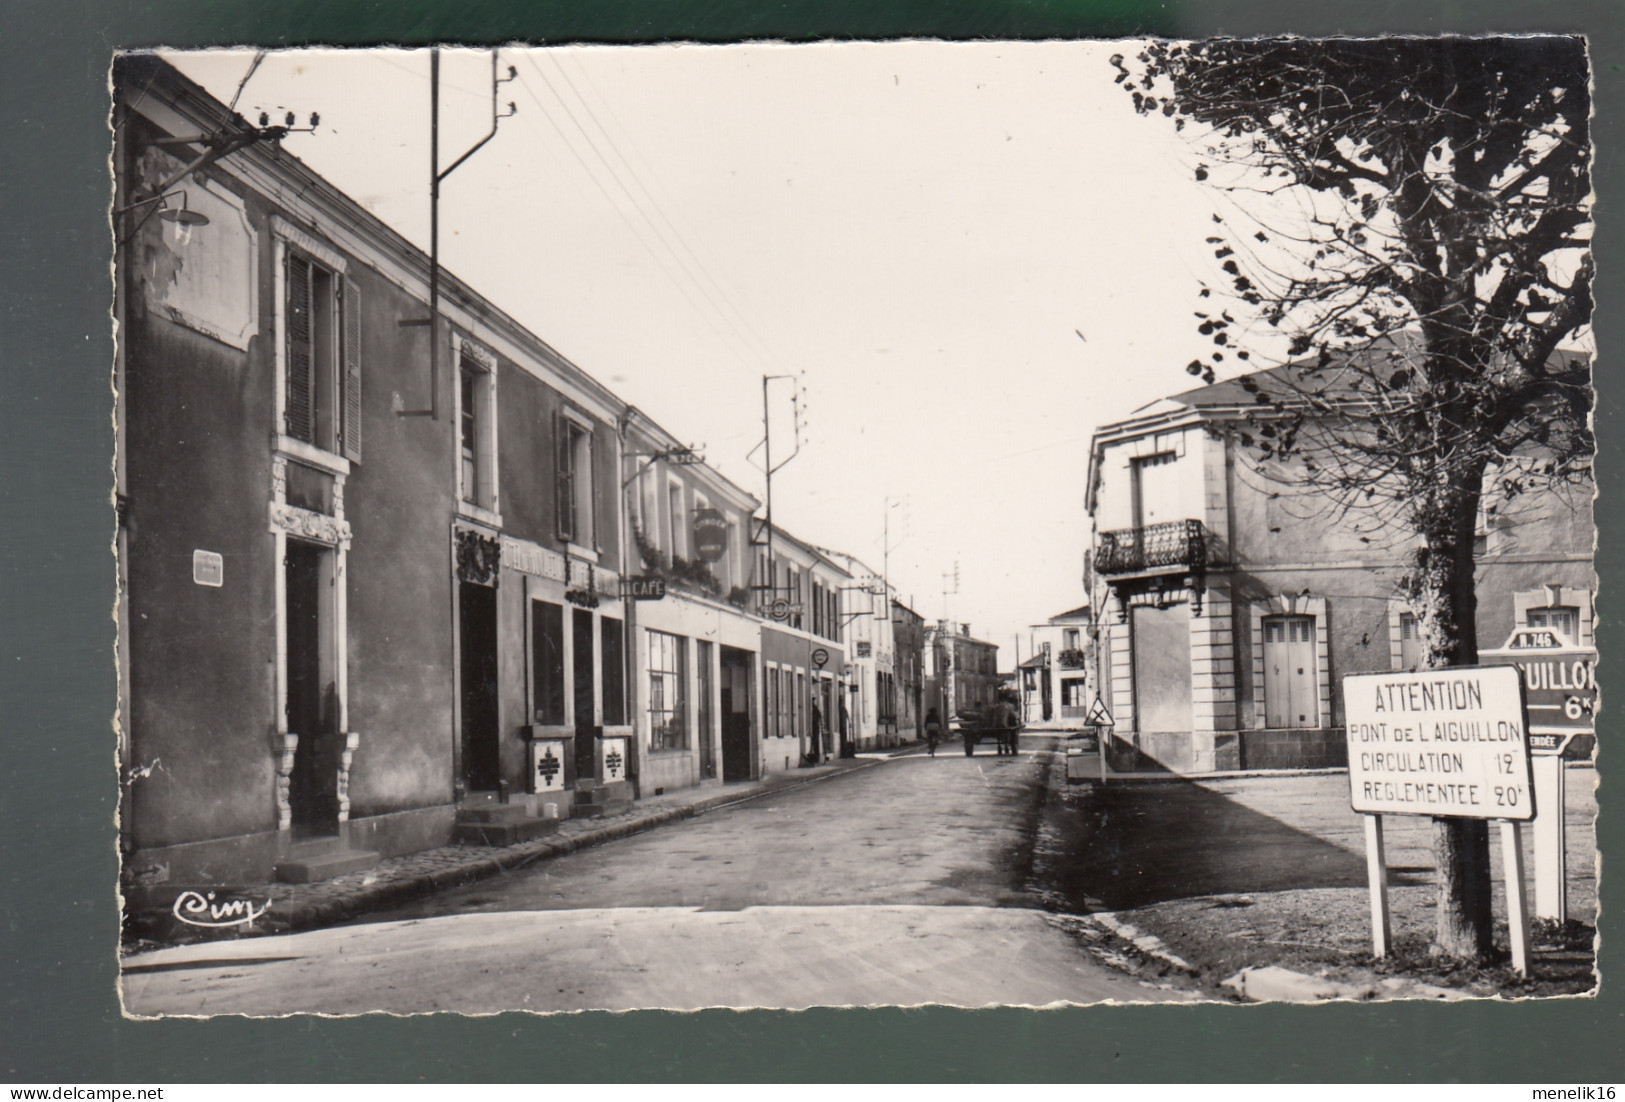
[
  {"left": 621, "top": 409, "right": 762, "bottom": 792},
  {"left": 115, "top": 55, "right": 630, "bottom": 888},
  {"left": 1021, "top": 605, "right": 1095, "bottom": 728},
  {"left": 754, "top": 526, "right": 850, "bottom": 769},
  {"left": 1086, "top": 346, "right": 1595, "bottom": 773},
  {"left": 821, "top": 551, "right": 899, "bottom": 751}
]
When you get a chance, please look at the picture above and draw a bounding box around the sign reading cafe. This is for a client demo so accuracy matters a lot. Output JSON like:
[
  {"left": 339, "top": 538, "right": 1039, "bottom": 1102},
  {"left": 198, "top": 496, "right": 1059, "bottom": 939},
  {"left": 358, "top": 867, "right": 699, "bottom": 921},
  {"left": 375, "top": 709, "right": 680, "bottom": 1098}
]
[{"left": 1344, "top": 666, "right": 1534, "bottom": 821}]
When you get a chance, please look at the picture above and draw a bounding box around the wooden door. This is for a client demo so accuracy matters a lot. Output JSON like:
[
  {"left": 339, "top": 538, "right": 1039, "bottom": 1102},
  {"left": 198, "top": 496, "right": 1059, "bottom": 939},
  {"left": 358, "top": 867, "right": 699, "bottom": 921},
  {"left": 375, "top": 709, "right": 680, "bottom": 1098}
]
[{"left": 1264, "top": 615, "right": 1317, "bottom": 728}]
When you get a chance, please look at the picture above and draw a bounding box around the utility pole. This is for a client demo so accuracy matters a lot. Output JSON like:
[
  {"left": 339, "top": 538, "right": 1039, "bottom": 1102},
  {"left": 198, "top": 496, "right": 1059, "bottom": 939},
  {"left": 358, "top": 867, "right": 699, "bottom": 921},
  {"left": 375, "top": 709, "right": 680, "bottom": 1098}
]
[{"left": 398, "top": 48, "right": 517, "bottom": 421}]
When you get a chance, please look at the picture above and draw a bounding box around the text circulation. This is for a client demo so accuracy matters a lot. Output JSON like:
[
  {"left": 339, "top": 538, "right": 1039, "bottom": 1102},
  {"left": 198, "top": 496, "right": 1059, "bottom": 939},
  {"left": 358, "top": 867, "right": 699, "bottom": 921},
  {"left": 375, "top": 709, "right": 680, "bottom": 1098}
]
[{"left": 1344, "top": 666, "right": 1533, "bottom": 821}]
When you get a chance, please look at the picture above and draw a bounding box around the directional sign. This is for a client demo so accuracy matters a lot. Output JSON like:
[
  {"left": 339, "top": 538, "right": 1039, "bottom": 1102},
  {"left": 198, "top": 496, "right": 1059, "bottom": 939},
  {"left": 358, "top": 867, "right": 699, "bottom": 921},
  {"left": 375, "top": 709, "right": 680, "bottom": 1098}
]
[
  {"left": 1344, "top": 666, "right": 1534, "bottom": 821},
  {"left": 1481, "top": 626, "right": 1596, "bottom": 750}
]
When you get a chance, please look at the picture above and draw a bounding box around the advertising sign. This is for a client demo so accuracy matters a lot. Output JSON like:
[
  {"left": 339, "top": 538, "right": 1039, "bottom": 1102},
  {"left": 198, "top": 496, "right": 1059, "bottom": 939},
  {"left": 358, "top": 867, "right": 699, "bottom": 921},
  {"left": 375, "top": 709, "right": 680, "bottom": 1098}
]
[
  {"left": 692, "top": 507, "right": 728, "bottom": 563},
  {"left": 811, "top": 647, "right": 829, "bottom": 669},
  {"left": 1344, "top": 665, "right": 1533, "bottom": 821},
  {"left": 1480, "top": 626, "right": 1596, "bottom": 752}
]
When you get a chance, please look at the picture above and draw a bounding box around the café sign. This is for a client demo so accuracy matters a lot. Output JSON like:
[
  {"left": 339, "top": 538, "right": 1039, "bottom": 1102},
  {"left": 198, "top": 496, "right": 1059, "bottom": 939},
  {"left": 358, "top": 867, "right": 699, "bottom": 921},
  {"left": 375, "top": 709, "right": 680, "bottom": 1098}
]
[
  {"left": 622, "top": 575, "right": 666, "bottom": 601},
  {"left": 1344, "top": 665, "right": 1533, "bottom": 821}
]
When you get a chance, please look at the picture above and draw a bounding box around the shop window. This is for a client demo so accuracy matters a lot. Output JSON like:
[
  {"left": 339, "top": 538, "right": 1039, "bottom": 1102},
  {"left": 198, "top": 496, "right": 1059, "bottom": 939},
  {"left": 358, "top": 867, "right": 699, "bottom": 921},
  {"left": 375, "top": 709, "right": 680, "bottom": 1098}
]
[
  {"left": 600, "top": 616, "right": 626, "bottom": 726},
  {"left": 648, "top": 630, "right": 688, "bottom": 750},
  {"left": 283, "top": 249, "right": 361, "bottom": 461},
  {"left": 531, "top": 600, "right": 565, "bottom": 725}
]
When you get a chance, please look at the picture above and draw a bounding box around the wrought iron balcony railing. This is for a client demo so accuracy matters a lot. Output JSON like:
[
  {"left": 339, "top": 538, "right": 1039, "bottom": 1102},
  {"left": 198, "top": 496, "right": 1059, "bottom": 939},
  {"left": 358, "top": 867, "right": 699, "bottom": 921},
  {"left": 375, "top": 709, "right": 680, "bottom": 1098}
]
[{"left": 1095, "top": 519, "right": 1207, "bottom": 576}]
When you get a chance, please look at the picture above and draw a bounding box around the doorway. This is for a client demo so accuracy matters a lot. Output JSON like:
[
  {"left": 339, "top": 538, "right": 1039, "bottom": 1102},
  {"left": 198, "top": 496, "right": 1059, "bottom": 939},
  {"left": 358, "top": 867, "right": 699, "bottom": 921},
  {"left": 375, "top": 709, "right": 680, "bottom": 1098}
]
[
  {"left": 459, "top": 580, "right": 500, "bottom": 792},
  {"left": 572, "top": 608, "right": 596, "bottom": 781},
  {"left": 1132, "top": 603, "right": 1192, "bottom": 733},
  {"left": 1263, "top": 615, "right": 1317, "bottom": 728},
  {"left": 286, "top": 540, "right": 338, "bottom": 834},
  {"left": 719, "top": 647, "right": 753, "bottom": 782}
]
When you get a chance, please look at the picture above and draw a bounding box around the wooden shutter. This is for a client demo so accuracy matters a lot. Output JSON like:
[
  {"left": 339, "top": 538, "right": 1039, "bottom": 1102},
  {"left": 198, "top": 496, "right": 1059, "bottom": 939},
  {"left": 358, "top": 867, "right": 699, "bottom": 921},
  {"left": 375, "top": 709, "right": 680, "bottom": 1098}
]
[
  {"left": 284, "top": 253, "right": 314, "bottom": 443},
  {"left": 555, "top": 412, "right": 574, "bottom": 542},
  {"left": 340, "top": 275, "right": 362, "bottom": 462}
]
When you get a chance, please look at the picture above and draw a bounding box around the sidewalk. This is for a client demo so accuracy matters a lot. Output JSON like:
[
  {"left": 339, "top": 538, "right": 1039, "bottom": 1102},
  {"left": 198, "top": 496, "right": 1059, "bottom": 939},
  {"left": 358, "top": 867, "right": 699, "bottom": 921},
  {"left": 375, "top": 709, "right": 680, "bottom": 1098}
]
[
  {"left": 1052, "top": 764, "right": 1598, "bottom": 998},
  {"left": 125, "top": 754, "right": 885, "bottom": 949}
]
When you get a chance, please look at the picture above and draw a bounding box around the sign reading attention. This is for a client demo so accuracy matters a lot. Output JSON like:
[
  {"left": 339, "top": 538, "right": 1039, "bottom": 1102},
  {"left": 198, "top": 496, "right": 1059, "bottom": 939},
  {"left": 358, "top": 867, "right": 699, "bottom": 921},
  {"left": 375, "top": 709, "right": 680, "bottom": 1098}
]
[
  {"left": 1344, "top": 666, "right": 1533, "bottom": 820},
  {"left": 692, "top": 508, "right": 728, "bottom": 563}
]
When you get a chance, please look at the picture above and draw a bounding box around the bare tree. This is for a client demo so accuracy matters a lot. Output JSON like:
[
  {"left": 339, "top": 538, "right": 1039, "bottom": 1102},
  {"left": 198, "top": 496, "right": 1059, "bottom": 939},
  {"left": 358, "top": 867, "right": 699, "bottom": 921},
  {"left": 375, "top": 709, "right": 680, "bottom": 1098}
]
[{"left": 1117, "top": 37, "right": 1592, "bottom": 960}]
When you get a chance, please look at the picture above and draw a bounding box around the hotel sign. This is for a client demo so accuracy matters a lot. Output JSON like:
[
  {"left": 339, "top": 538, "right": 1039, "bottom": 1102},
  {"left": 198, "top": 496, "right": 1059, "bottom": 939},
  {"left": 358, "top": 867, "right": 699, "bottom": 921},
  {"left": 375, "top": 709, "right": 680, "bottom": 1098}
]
[
  {"left": 692, "top": 508, "right": 728, "bottom": 563},
  {"left": 1344, "top": 666, "right": 1533, "bottom": 821}
]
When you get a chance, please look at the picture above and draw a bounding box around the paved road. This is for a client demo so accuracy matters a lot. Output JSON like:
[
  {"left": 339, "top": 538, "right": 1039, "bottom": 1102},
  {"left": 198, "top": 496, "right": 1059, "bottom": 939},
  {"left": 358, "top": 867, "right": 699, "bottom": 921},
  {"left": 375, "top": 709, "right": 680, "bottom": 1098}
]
[{"left": 123, "top": 740, "right": 1185, "bottom": 1015}]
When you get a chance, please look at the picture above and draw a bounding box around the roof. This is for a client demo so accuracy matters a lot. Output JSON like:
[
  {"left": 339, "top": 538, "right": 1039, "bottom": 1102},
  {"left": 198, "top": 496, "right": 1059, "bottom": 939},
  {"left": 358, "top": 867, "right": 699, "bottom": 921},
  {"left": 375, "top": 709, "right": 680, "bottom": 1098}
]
[
  {"left": 1044, "top": 604, "right": 1092, "bottom": 624},
  {"left": 1018, "top": 654, "right": 1049, "bottom": 669}
]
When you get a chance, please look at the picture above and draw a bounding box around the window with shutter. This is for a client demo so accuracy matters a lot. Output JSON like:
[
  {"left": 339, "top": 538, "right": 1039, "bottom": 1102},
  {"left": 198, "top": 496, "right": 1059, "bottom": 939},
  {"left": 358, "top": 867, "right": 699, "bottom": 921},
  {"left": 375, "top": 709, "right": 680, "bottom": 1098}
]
[
  {"left": 556, "top": 413, "right": 575, "bottom": 543},
  {"left": 284, "top": 253, "right": 315, "bottom": 443},
  {"left": 340, "top": 277, "right": 362, "bottom": 462}
]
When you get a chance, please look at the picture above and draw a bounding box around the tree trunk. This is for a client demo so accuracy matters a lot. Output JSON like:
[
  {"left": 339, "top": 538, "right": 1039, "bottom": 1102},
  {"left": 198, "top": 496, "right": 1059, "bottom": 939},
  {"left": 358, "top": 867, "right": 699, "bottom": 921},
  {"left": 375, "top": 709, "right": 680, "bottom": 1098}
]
[{"left": 1408, "top": 468, "right": 1496, "bottom": 960}]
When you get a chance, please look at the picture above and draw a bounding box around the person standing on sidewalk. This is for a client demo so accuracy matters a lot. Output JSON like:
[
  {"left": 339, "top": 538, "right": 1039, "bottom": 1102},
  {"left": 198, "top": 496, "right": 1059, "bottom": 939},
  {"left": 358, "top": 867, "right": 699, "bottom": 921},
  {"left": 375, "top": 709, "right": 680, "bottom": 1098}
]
[{"left": 924, "top": 707, "right": 942, "bottom": 757}]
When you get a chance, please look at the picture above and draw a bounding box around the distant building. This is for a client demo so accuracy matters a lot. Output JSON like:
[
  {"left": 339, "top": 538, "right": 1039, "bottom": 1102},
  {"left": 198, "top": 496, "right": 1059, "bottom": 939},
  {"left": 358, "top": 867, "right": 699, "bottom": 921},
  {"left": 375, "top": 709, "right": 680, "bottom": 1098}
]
[
  {"left": 891, "top": 600, "right": 927, "bottom": 742},
  {"left": 925, "top": 623, "right": 1001, "bottom": 724},
  {"left": 754, "top": 526, "right": 850, "bottom": 770},
  {"left": 1020, "top": 605, "right": 1094, "bottom": 728}
]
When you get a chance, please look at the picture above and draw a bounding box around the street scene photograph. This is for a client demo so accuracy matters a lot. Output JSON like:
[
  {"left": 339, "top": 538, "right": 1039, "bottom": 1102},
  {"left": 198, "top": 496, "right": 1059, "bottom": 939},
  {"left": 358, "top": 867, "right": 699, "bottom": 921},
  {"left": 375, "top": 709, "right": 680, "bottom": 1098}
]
[{"left": 111, "top": 35, "right": 1598, "bottom": 1016}]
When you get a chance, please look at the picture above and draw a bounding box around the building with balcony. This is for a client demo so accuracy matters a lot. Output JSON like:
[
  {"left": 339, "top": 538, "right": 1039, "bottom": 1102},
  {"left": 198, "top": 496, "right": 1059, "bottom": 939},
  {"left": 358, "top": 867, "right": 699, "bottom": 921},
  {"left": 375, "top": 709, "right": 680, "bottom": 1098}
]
[
  {"left": 621, "top": 409, "right": 762, "bottom": 792},
  {"left": 1020, "top": 605, "right": 1094, "bottom": 728},
  {"left": 1086, "top": 345, "right": 1595, "bottom": 773}
]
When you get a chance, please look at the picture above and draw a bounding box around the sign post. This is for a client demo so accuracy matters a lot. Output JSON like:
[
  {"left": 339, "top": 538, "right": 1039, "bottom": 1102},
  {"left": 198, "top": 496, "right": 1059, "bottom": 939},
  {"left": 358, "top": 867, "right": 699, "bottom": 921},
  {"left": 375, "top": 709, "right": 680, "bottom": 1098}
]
[
  {"left": 1480, "top": 627, "right": 1595, "bottom": 924},
  {"left": 1343, "top": 665, "right": 1535, "bottom": 974}
]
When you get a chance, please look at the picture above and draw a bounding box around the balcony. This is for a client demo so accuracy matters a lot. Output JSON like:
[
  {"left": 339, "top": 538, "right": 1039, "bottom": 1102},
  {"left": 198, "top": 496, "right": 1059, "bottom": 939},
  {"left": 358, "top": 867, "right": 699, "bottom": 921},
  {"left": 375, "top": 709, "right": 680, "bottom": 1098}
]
[{"left": 1095, "top": 519, "right": 1207, "bottom": 576}]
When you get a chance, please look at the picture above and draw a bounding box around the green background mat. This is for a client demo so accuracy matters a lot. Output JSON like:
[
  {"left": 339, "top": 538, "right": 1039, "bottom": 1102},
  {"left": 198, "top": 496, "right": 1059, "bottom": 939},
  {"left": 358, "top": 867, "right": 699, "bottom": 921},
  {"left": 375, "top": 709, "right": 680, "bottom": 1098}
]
[{"left": 3, "top": 0, "right": 1619, "bottom": 1083}]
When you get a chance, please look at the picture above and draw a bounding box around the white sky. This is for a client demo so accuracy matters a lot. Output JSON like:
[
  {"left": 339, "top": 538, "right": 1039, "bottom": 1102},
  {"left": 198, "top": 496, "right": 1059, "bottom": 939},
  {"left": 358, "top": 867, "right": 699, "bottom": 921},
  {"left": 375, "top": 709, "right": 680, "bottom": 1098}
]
[{"left": 165, "top": 41, "right": 1241, "bottom": 658}]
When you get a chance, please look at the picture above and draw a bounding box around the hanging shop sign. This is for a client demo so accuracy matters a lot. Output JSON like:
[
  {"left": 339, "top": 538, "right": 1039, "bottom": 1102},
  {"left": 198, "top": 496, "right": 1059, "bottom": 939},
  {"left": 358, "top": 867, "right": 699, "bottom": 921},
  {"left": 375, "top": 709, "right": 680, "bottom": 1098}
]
[
  {"left": 622, "top": 575, "right": 667, "bottom": 601},
  {"left": 811, "top": 647, "right": 830, "bottom": 669},
  {"left": 692, "top": 508, "right": 728, "bottom": 563}
]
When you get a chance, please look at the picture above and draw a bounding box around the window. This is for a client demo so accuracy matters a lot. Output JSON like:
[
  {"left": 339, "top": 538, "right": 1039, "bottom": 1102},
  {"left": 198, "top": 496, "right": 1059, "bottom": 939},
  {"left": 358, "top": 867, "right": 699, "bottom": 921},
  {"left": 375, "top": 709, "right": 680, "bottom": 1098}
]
[
  {"left": 284, "top": 249, "right": 361, "bottom": 461},
  {"left": 647, "top": 630, "right": 688, "bottom": 750},
  {"left": 531, "top": 600, "right": 565, "bottom": 725},
  {"left": 600, "top": 616, "right": 626, "bottom": 726},
  {"left": 1398, "top": 612, "right": 1422, "bottom": 671},
  {"left": 1063, "top": 628, "right": 1080, "bottom": 650},
  {"left": 557, "top": 413, "right": 595, "bottom": 546},
  {"left": 1131, "top": 451, "right": 1179, "bottom": 528},
  {"left": 1528, "top": 606, "right": 1579, "bottom": 641},
  {"left": 457, "top": 341, "right": 497, "bottom": 513},
  {"left": 777, "top": 667, "right": 790, "bottom": 738}
]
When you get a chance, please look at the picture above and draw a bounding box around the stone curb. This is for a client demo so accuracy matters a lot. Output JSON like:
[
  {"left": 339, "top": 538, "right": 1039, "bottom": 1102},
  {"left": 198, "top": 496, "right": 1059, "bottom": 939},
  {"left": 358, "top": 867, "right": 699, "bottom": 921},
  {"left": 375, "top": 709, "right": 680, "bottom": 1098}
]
[{"left": 279, "top": 759, "right": 880, "bottom": 933}]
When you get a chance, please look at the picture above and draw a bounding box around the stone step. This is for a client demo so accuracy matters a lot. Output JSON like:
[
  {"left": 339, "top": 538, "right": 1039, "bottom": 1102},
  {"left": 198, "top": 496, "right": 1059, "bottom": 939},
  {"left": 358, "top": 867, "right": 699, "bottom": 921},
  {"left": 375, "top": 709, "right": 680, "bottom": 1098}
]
[
  {"left": 274, "top": 848, "right": 380, "bottom": 884},
  {"left": 576, "top": 780, "right": 633, "bottom": 806},
  {"left": 454, "top": 804, "right": 528, "bottom": 826},
  {"left": 453, "top": 817, "right": 560, "bottom": 847}
]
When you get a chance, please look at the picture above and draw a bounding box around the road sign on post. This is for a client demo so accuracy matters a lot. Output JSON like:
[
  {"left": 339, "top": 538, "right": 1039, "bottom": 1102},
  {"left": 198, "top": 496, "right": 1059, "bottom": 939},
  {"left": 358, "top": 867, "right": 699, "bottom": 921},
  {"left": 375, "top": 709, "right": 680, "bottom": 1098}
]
[
  {"left": 1343, "top": 665, "right": 1535, "bottom": 975},
  {"left": 1480, "top": 626, "right": 1595, "bottom": 923}
]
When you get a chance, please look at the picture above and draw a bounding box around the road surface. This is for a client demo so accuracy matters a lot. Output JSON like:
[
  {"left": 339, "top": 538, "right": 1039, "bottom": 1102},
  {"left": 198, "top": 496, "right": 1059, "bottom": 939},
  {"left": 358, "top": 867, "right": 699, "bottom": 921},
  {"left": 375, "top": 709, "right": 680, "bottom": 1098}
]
[{"left": 122, "top": 740, "right": 1185, "bottom": 1015}]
